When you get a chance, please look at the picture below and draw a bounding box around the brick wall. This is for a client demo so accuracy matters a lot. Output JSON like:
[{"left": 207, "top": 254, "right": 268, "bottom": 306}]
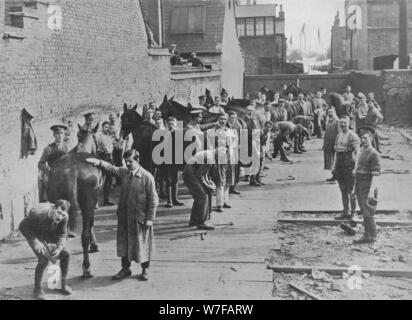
[
  {"left": 0, "top": 0, "right": 222, "bottom": 239},
  {"left": 381, "top": 70, "right": 412, "bottom": 122},
  {"left": 239, "top": 36, "right": 284, "bottom": 75}
]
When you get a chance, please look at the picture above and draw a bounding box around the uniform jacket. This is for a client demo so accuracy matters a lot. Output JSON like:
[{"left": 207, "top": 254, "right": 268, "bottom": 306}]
[{"left": 19, "top": 203, "right": 68, "bottom": 251}]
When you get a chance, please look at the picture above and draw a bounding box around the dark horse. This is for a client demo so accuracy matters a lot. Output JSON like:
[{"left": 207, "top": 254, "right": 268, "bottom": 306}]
[
  {"left": 121, "top": 104, "right": 166, "bottom": 174},
  {"left": 47, "top": 126, "right": 103, "bottom": 278}
]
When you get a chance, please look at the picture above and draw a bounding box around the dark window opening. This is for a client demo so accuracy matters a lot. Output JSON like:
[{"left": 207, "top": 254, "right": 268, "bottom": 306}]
[{"left": 170, "top": 6, "right": 206, "bottom": 34}]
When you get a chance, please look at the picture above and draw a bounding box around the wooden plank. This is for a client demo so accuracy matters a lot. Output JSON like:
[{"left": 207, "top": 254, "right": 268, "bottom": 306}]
[
  {"left": 268, "top": 264, "right": 412, "bottom": 278},
  {"left": 281, "top": 210, "right": 399, "bottom": 215},
  {"left": 288, "top": 282, "right": 324, "bottom": 300},
  {"left": 400, "top": 130, "right": 412, "bottom": 144},
  {"left": 277, "top": 218, "right": 412, "bottom": 227}
]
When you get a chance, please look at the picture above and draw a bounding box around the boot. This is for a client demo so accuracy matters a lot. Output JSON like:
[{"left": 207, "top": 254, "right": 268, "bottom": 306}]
[
  {"left": 229, "top": 186, "right": 240, "bottom": 195},
  {"left": 335, "top": 211, "right": 351, "bottom": 220},
  {"left": 293, "top": 148, "right": 302, "bottom": 154},
  {"left": 249, "top": 175, "right": 261, "bottom": 187},
  {"left": 367, "top": 216, "right": 377, "bottom": 241},
  {"left": 172, "top": 184, "right": 184, "bottom": 206},
  {"left": 113, "top": 258, "right": 132, "bottom": 280},
  {"left": 353, "top": 234, "right": 374, "bottom": 244}
]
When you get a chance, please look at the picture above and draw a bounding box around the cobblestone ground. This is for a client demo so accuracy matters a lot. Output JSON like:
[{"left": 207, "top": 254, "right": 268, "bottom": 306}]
[{"left": 1, "top": 125, "right": 412, "bottom": 300}]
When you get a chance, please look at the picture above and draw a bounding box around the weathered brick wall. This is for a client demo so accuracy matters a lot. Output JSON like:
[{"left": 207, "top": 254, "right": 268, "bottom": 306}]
[
  {"left": 0, "top": 0, "right": 222, "bottom": 239},
  {"left": 170, "top": 71, "right": 222, "bottom": 105},
  {"left": 381, "top": 70, "right": 412, "bottom": 122},
  {"left": 239, "top": 36, "right": 284, "bottom": 75}
]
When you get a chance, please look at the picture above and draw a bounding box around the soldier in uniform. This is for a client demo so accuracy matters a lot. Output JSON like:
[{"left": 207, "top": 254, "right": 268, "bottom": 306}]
[
  {"left": 96, "top": 121, "right": 115, "bottom": 206},
  {"left": 19, "top": 200, "right": 72, "bottom": 300},
  {"left": 353, "top": 127, "right": 382, "bottom": 244},
  {"left": 82, "top": 112, "right": 97, "bottom": 132},
  {"left": 38, "top": 124, "right": 69, "bottom": 203}
]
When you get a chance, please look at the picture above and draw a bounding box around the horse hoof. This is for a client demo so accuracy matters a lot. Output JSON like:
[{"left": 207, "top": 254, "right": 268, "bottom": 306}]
[
  {"left": 89, "top": 244, "right": 99, "bottom": 253},
  {"left": 82, "top": 268, "right": 94, "bottom": 279}
]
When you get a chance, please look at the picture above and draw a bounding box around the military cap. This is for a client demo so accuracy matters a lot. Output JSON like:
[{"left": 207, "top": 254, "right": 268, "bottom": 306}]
[
  {"left": 190, "top": 109, "right": 204, "bottom": 115},
  {"left": 357, "top": 126, "right": 376, "bottom": 137},
  {"left": 50, "top": 124, "right": 68, "bottom": 132},
  {"left": 198, "top": 95, "right": 206, "bottom": 100},
  {"left": 366, "top": 99, "right": 375, "bottom": 103},
  {"left": 278, "top": 99, "right": 286, "bottom": 103},
  {"left": 83, "top": 112, "right": 96, "bottom": 119}
]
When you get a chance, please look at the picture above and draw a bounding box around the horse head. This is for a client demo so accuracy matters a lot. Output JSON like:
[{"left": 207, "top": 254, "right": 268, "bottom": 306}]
[
  {"left": 76, "top": 124, "right": 98, "bottom": 156},
  {"left": 159, "top": 95, "right": 192, "bottom": 126},
  {"left": 120, "top": 104, "right": 142, "bottom": 139}
]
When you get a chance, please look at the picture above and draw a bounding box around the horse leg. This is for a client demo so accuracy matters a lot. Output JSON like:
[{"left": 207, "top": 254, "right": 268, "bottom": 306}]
[{"left": 80, "top": 198, "right": 96, "bottom": 279}]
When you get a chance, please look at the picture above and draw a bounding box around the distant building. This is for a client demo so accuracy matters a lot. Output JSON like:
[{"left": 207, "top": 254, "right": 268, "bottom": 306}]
[
  {"left": 140, "top": 0, "right": 245, "bottom": 98},
  {"left": 330, "top": 11, "right": 347, "bottom": 69},
  {"left": 235, "top": 1, "right": 287, "bottom": 75},
  {"left": 331, "top": 0, "right": 412, "bottom": 70}
]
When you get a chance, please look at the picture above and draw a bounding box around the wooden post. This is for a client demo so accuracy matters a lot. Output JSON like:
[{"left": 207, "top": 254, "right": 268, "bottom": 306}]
[{"left": 399, "top": 0, "right": 408, "bottom": 69}]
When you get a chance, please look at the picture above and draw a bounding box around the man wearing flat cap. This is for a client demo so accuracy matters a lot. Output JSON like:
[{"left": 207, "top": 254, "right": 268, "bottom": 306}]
[
  {"left": 38, "top": 124, "right": 69, "bottom": 202},
  {"left": 364, "top": 98, "right": 384, "bottom": 153}
]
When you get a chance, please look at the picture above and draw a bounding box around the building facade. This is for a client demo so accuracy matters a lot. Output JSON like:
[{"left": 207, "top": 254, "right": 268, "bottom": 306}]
[
  {"left": 141, "top": 0, "right": 245, "bottom": 98},
  {"left": 0, "top": 0, "right": 222, "bottom": 239},
  {"left": 235, "top": 1, "right": 287, "bottom": 75},
  {"left": 331, "top": 0, "right": 412, "bottom": 70}
]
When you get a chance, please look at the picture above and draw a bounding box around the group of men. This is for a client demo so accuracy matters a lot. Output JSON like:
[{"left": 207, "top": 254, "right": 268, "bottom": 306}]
[
  {"left": 323, "top": 87, "right": 383, "bottom": 245},
  {"left": 169, "top": 44, "right": 204, "bottom": 68},
  {"left": 20, "top": 83, "right": 384, "bottom": 300}
]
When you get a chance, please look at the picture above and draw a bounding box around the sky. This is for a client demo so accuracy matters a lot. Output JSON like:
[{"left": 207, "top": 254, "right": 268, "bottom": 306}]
[{"left": 255, "top": 0, "right": 346, "bottom": 54}]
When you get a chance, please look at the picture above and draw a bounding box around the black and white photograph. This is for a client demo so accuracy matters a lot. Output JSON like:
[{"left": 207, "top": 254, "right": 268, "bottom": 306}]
[{"left": 1, "top": 0, "right": 412, "bottom": 304}]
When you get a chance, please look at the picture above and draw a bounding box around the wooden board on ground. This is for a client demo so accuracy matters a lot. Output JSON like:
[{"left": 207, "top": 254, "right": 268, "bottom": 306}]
[
  {"left": 277, "top": 218, "right": 412, "bottom": 227},
  {"left": 281, "top": 210, "right": 400, "bottom": 215},
  {"left": 268, "top": 264, "right": 412, "bottom": 278}
]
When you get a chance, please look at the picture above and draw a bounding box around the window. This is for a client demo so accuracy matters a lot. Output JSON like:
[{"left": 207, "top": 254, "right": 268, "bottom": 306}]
[
  {"left": 4, "top": 1, "right": 24, "bottom": 28},
  {"left": 170, "top": 6, "right": 205, "bottom": 34},
  {"left": 238, "top": 17, "right": 276, "bottom": 37},
  {"left": 255, "top": 18, "right": 264, "bottom": 36},
  {"left": 246, "top": 18, "right": 254, "bottom": 36},
  {"left": 237, "top": 19, "right": 245, "bottom": 37},
  {"left": 265, "top": 17, "right": 274, "bottom": 35}
]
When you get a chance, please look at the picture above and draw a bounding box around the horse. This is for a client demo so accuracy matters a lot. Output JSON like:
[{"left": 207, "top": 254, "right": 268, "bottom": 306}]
[
  {"left": 47, "top": 126, "right": 104, "bottom": 278},
  {"left": 120, "top": 104, "right": 169, "bottom": 175}
]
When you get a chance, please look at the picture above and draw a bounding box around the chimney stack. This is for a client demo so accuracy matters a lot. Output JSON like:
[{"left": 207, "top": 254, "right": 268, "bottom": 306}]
[{"left": 279, "top": 4, "right": 285, "bottom": 19}]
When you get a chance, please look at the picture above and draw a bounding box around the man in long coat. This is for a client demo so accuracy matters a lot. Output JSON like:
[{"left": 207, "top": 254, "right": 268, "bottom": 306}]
[
  {"left": 323, "top": 109, "right": 340, "bottom": 182},
  {"left": 87, "top": 149, "right": 158, "bottom": 281}
]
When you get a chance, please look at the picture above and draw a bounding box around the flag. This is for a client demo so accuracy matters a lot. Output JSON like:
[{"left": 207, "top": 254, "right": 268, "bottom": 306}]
[
  {"left": 301, "top": 23, "right": 306, "bottom": 36},
  {"left": 289, "top": 35, "right": 293, "bottom": 46},
  {"left": 318, "top": 28, "right": 321, "bottom": 44}
]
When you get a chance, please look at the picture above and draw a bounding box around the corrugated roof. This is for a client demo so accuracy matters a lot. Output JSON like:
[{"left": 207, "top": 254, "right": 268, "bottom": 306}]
[{"left": 235, "top": 4, "right": 277, "bottom": 18}]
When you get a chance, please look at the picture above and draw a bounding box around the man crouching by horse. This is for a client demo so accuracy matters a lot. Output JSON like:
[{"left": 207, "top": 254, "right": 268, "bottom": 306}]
[
  {"left": 19, "top": 200, "right": 72, "bottom": 300},
  {"left": 86, "top": 149, "right": 159, "bottom": 281}
]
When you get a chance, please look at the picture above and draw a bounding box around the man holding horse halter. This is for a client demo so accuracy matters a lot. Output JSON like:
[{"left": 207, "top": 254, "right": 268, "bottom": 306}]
[{"left": 87, "top": 149, "right": 159, "bottom": 281}]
